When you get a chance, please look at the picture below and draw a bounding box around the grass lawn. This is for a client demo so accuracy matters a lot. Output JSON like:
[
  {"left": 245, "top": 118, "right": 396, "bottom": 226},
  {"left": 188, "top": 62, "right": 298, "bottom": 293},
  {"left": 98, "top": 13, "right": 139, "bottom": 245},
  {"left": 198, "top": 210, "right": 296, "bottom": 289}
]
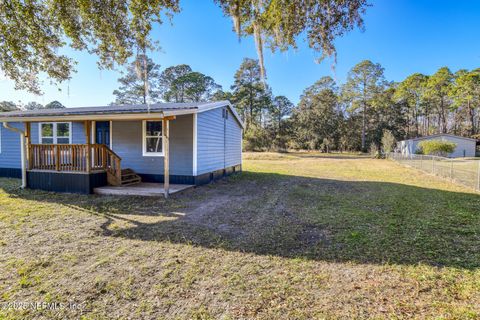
[{"left": 1, "top": 152, "right": 480, "bottom": 319}]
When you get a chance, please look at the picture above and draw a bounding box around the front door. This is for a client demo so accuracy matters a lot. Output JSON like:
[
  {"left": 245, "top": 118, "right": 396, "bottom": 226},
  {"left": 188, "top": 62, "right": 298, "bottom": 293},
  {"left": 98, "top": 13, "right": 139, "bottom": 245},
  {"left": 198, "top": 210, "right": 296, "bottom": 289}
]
[{"left": 95, "top": 121, "right": 110, "bottom": 147}]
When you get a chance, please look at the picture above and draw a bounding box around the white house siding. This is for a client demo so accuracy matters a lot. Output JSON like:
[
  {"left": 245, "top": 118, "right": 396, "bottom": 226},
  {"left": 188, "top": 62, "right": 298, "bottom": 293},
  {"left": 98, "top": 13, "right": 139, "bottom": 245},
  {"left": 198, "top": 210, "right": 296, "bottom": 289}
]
[
  {"left": 111, "top": 115, "right": 193, "bottom": 176},
  {"left": 197, "top": 107, "right": 225, "bottom": 175},
  {"left": 196, "top": 107, "right": 243, "bottom": 175},
  {"left": 399, "top": 134, "right": 476, "bottom": 158},
  {"left": 0, "top": 122, "right": 23, "bottom": 169},
  {"left": 225, "top": 108, "right": 242, "bottom": 168}
]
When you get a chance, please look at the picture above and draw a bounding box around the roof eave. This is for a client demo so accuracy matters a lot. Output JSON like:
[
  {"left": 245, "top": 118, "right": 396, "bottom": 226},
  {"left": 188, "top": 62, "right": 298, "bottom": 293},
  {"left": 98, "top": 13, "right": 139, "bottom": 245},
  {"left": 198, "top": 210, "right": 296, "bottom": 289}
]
[{"left": 0, "top": 111, "right": 167, "bottom": 122}]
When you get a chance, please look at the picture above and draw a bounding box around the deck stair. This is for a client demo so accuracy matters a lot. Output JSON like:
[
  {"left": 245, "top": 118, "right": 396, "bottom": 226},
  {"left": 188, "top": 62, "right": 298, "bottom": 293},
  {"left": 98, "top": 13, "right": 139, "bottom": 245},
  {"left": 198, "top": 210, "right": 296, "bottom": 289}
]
[{"left": 120, "top": 168, "right": 142, "bottom": 186}]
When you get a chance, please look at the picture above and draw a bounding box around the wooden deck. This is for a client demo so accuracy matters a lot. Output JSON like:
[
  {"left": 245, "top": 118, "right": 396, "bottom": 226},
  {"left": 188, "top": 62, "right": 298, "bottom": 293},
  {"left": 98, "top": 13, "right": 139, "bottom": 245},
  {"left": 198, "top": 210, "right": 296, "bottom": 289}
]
[{"left": 93, "top": 182, "right": 194, "bottom": 196}]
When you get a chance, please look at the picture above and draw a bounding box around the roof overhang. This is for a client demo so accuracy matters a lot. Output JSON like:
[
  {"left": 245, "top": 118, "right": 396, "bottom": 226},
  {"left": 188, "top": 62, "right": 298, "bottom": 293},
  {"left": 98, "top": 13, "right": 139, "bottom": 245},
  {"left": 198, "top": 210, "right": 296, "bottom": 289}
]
[
  {"left": 0, "top": 112, "right": 168, "bottom": 122},
  {"left": 0, "top": 100, "right": 245, "bottom": 129}
]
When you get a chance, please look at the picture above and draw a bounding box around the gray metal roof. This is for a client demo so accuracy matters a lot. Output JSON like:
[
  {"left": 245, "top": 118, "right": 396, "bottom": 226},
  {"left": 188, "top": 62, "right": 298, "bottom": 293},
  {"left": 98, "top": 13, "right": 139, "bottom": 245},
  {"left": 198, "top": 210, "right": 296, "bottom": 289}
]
[
  {"left": 0, "top": 101, "right": 217, "bottom": 118},
  {"left": 0, "top": 100, "right": 245, "bottom": 129}
]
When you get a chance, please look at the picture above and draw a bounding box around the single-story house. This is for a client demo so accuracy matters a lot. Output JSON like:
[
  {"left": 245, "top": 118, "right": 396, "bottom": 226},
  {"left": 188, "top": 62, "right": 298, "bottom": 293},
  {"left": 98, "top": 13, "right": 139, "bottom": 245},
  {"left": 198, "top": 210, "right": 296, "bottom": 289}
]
[
  {"left": 397, "top": 133, "right": 477, "bottom": 158},
  {"left": 0, "top": 100, "right": 243, "bottom": 196}
]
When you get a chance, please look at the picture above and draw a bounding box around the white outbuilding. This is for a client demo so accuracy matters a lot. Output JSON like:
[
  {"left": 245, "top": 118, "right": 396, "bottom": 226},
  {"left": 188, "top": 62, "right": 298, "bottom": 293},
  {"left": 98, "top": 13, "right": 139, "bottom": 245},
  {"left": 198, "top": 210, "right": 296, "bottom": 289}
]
[{"left": 397, "top": 134, "right": 478, "bottom": 158}]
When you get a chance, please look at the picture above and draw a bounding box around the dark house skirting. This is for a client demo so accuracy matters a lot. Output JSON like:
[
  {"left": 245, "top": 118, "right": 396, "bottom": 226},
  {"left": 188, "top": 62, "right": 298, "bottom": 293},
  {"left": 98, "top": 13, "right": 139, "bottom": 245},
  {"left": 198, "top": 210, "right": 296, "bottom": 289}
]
[
  {"left": 139, "top": 164, "right": 242, "bottom": 186},
  {"left": 27, "top": 171, "right": 107, "bottom": 194},
  {"left": 3, "top": 164, "right": 241, "bottom": 194},
  {"left": 0, "top": 168, "right": 22, "bottom": 179}
]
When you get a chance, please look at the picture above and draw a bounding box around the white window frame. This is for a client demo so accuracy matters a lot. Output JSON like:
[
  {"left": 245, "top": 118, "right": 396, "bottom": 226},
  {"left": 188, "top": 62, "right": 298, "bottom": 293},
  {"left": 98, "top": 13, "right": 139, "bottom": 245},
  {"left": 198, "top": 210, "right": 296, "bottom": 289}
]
[
  {"left": 39, "top": 122, "right": 72, "bottom": 144},
  {"left": 142, "top": 120, "right": 164, "bottom": 157}
]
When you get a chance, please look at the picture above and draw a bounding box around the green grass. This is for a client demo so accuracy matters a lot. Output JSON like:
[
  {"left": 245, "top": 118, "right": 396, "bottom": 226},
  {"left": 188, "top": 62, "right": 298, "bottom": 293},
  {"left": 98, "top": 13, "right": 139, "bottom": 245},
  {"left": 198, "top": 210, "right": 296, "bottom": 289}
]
[{"left": 0, "top": 152, "right": 479, "bottom": 319}]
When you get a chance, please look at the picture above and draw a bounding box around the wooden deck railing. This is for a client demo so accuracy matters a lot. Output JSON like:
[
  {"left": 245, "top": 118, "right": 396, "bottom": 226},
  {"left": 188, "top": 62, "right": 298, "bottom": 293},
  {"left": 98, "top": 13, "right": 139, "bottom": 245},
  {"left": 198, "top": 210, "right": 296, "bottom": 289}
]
[{"left": 28, "top": 144, "right": 121, "bottom": 180}]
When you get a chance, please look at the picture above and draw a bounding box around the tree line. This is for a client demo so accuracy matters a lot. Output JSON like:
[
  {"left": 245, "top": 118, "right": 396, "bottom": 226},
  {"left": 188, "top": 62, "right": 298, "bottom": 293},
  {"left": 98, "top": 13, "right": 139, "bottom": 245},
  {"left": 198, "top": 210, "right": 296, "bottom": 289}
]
[
  {"left": 0, "top": 100, "right": 65, "bottom": 112},
  {"left": 219, "top": 59, "right": 480, "bottom": 152},
  {"left": 114, "top": 57, "right": 480, "bottom": 153}
]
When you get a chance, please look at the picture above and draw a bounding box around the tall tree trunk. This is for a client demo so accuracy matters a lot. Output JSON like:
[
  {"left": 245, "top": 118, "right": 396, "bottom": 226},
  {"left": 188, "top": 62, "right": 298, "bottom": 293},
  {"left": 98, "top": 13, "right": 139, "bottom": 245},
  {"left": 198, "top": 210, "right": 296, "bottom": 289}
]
[
  {"left": 142, "top": 49, "right": 148, "bottom": 105},
  {"left": 440, "top": 98, "right": 447, "bottom": 133},
  {"left": 468, "top": 100, "right": 475, "bottom": 136},
  {"left": 361, "top": 102, "right": 366, "bottom": 151},
  {"left": 361, "top": 81, "right": 367, "bottom": 152},
  {"left": 414, "top": 97, "right": 419, "bottom": 137}
]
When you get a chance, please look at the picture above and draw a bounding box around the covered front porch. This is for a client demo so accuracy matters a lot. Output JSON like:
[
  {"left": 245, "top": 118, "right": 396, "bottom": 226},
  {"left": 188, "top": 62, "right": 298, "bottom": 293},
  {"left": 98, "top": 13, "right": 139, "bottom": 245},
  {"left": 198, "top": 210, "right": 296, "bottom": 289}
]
[{"left": 4, "top": 115, "right": 178, "bottom": 197}]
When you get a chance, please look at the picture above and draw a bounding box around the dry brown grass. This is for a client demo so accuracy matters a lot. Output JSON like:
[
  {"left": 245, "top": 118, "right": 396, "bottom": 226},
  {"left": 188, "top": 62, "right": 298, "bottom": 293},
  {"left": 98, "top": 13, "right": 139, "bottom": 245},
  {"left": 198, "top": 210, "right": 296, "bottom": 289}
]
[{"left": 1, "top": 152, "right": 479, "bottom": 319}]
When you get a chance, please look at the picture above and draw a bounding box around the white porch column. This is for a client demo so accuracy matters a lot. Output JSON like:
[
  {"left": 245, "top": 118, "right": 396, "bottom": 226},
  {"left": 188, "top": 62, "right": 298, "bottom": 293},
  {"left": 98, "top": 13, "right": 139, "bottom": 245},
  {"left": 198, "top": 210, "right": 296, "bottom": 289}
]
[{"left": 163, "top": 117, "right": 170, "bottom": 198}]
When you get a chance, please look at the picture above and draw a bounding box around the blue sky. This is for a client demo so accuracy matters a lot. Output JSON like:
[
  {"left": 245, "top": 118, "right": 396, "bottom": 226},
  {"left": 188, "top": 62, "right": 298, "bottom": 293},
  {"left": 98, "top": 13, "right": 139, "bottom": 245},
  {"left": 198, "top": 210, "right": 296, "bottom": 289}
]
[{"left": 1, "top": 0, "right": 480, "bottom": 106}]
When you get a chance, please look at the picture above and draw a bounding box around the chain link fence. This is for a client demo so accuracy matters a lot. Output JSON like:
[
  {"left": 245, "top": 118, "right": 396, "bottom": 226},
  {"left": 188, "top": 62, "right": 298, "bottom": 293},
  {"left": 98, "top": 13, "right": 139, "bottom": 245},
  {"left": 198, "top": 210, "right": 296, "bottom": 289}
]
[{"left": 389, "top": 152, "right": 480, "bottom": 191}]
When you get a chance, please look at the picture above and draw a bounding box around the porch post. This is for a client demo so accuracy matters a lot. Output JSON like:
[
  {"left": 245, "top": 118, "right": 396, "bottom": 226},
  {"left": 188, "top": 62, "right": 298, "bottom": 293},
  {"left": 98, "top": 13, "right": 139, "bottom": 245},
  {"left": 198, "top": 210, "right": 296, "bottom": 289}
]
[
  {"left": 163, "top": 118, "right": 170, "bottom": 198},
  {"left": 84, "top": 121, "right": 91, "bottom": 173}
]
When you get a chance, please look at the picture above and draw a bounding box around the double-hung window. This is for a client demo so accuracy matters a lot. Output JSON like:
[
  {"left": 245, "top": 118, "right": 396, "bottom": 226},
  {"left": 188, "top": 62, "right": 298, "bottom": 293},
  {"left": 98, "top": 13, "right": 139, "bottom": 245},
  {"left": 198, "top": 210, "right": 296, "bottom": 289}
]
[
  {"left": 40, "top": 122, "right": 71, "bottom": 144},
  {"left": 142, "top": 120, "right": 163, "bottom": 156}
]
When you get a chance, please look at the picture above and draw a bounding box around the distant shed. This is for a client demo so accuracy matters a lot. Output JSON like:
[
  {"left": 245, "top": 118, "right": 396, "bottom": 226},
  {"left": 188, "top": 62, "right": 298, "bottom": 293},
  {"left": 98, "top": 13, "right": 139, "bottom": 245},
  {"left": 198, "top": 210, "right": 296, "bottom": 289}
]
[{"left": 397, "top": 134, "right": 477, "bottom": 158}]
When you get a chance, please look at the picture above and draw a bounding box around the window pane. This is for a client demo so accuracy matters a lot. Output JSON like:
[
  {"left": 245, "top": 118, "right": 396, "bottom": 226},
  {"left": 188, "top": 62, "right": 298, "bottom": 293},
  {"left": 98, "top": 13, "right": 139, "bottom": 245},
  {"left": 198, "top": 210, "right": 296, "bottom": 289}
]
[
  {"left": 57, "top": 137, "right": 69, "bottom": 144},
  {"left": 146, "top": 121, "right": 162, "bottom": 137},
  {"left": 41, "top": 123, "right": 53, "bottom": 137},
  {"left": 57, "top": 123, "right": 70, "bottom": 137},
  {"left": 41, "top": 138, "right": 54, "bottom": 144},
  {"left": 146, "top": 137, "right": 162, "bottom": 153}
]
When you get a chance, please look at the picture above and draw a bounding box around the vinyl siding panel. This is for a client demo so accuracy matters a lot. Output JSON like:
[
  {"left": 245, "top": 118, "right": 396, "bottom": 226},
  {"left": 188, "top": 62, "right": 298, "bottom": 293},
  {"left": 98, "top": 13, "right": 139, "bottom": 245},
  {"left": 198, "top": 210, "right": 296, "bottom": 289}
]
[
  {"left": 111, "top": 115, "right": 193, "bottom": 175},
  {"left": 225, "top": 110, "right": 242, "bottom": 167},
  {"left": 197, "top": 108, "right": 225, "bottom": 175},
  {"left": 0, "top": 122, "right": 23, "bottom": 168}
]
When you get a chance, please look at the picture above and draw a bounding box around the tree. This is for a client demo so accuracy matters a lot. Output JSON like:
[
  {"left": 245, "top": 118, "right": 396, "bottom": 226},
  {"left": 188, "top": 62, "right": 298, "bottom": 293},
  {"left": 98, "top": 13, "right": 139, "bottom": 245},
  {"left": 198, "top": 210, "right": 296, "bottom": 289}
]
[
  {"left": 0, "top": 101, "right": 19, "bottom": 112},
  {"left": 113, "top": 55, "right": 161, "bottom": 104},
  {"left": 342, "top": 60, "right": 386, "bottom": 151},
  {"left": 0, "top": 1, "right": 367, "bottom": 94},
  {"left": 0, "top": 1, "right": 179, "bottom": 94},
  {"left": 45, "top": 101, "right": 65, "bottom": 109},
  {"left": 211, "top": 90, "right": 233, "bottom": 102},
  {"left": 270, "top": 96, "right": 293, "bottom": 132},
  {"left": 449, "top": 70, "right": 480, "bottom": 136},
  {"left": 291, "top": 76, "right": 342, "bottom": 150},
  {"left": 369, "top": 84, "right": 406, "bottom": 147},
  {"left": 215, "top": 0, "right": 367, "bottom": 79},
  {"left": 158, "top": 65, "right": 221, "bottom": 102},
  {"left": 171, "top": 72, "right": 221, "bottom": 102},
  {"left": 158, "top": 64, "right": 193, "bottom": 102},
  {"left": 381, "top": 129, "right": 396, "bottom": 153},
  {"left": 24, "top": 102, "right": 44, "bottom": 110},
  {"left": 425, "top": 67, "right": 454, "bottom": 133},
  {"left": 268, "top": 96, "right": 294, "bottom": 150},
  {"left": 394, "top": 73, "right": 428, "bottom": 137},
  {"left": 231, "top": 58, "right": 271, "bottom": 129}
]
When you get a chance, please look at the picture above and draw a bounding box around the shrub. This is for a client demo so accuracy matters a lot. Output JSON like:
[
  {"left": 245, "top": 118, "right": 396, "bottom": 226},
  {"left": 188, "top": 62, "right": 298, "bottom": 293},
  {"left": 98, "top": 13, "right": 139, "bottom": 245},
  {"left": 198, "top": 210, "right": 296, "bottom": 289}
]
[
  {"left": 369, "top": 142, "right": 383, "bottom": 159},
  {"left": 417, "top": 140, "right": 456, "bottom": 157},
  {"left": 321, "top": 138, "right": 333, "bottom": 153},
  {"left": 243, "top": 124, "right": 270, "bottom": 151},
  {"left": 381, "top": 129, "right": 396, "bottom": 153}
]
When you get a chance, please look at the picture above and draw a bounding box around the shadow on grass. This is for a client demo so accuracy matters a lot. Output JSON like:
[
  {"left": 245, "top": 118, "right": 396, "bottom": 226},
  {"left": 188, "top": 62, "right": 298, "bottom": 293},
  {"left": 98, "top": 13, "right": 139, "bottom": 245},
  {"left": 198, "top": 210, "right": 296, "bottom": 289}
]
[{"left": 3, "top": 170, "right": 480, "bottom": 270}]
